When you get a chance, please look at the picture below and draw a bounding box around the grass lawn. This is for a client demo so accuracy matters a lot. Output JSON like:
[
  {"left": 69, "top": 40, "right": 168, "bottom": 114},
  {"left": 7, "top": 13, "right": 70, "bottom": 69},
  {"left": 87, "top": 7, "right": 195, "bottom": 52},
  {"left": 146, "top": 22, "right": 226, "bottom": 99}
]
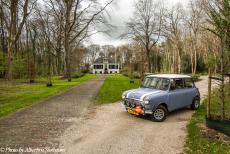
[
  {"left": 185, "top": 100, "right": 230, "bottom": 154},
  {"left": 0, "top": 74, "right": 96, "bottom": 117},
  {"left": 95, "top": 74, "right": 140, "bottom": 104}
]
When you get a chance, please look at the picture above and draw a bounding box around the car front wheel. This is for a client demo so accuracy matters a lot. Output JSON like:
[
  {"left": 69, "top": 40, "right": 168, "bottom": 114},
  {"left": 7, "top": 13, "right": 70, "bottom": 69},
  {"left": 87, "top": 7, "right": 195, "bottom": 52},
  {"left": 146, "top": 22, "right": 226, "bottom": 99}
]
[
  {"left": 151, "top": 105, "right": 167, "bottom": 122},
  {"left": 191, "top": 98, "right": 200, "bottom": 110}
]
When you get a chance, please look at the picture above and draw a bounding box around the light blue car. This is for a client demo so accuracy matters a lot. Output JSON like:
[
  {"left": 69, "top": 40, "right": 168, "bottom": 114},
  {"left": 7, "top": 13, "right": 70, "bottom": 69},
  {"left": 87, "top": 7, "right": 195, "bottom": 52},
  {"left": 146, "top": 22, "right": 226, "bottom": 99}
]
[{"left": 122, "top": 74, "right": 200, "bottom": 122}]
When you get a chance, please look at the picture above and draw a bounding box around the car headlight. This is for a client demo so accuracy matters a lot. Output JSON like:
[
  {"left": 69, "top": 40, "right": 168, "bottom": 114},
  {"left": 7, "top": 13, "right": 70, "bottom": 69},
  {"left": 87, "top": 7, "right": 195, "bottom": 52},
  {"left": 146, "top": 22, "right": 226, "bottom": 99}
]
[
  {"left": 122, "top": 94, "right": 126, "bottom": 99},
  {"left": 143, "top": 96, "right": 150, "bottom": 105},
  {"left": 122, "top": 92, "right": 127, "bottom": 99}
]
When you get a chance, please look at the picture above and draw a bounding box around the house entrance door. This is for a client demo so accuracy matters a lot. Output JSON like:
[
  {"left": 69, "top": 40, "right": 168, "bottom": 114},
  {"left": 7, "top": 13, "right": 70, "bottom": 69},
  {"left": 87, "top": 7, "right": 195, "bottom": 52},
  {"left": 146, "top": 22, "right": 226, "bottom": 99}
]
[{"left": 104, "top": 65, "right": 108, "bottom": 74}]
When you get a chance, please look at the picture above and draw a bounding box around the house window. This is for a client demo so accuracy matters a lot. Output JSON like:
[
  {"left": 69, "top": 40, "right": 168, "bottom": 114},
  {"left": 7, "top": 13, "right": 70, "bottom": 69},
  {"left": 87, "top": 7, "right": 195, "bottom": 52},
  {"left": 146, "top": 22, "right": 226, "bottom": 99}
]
[
  {"left": 109, "top": 65, "right": 119, "bottom": 69},
  {"left": 109, "top": 65, "right": 114, "bottom": 69},
  {"left": 94, "top": 65, "right": 103, "bottom": 69}
]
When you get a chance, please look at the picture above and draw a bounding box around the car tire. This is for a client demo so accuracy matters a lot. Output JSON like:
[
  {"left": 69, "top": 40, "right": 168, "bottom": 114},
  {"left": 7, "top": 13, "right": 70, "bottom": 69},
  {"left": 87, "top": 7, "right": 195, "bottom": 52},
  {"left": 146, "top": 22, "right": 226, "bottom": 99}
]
[
  {"left": 191, "top": 97, "right": 200, "bottom": 110},
  {"left": 151, "top": 105, "right": 167, "bottom": 122}
]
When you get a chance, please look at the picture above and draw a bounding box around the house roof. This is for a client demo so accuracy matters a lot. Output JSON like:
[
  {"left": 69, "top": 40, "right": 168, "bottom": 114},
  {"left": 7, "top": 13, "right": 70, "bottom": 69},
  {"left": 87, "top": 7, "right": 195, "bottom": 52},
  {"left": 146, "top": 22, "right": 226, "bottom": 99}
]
[
  {"left": 94, "top": 57, "right": 116, "bottom": 64},
  {"left": 94, "top": 57, "right": 103, "bottom": 63},
  {"left": 147, "top": 74, "right": 191, "bottom": 79}
]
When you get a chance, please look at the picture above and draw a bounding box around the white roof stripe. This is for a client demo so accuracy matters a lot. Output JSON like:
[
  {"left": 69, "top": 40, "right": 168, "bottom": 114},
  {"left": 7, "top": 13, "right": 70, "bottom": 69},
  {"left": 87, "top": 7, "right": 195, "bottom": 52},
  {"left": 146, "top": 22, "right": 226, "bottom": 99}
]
[{"left": 147, "top": 74, "right": 191, "bottom": 79}]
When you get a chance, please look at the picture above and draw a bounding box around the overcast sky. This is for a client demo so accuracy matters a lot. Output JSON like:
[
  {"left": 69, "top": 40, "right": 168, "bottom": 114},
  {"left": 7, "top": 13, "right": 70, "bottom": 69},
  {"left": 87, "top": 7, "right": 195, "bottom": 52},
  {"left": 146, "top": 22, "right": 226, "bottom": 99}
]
[{"left": 87, "top": 0, "right": 190, "bottom": 47}]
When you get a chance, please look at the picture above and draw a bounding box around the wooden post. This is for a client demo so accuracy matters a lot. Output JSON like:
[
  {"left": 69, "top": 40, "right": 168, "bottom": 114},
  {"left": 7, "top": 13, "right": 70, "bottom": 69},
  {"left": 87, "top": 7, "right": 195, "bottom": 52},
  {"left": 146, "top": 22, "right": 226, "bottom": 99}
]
[
  {"left": 207, "top": 68, "right": 212, "bottom": 118},
  {"left": 229, "top": 75, "right": 230, "bottom": 97},
  {"left": 220, "top": 39, "right": 225, "bottom": 121}
]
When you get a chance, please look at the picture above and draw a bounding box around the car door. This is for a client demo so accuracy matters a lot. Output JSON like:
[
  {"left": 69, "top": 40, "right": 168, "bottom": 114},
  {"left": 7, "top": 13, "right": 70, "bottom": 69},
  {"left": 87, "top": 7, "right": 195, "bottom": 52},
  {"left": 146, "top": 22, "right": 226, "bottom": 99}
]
[
  {"left": 168, "top": 78, "right": 188, "bottom": 111},
  {"left": 183, "top": 78, "right": 197, "bottom": 106}
]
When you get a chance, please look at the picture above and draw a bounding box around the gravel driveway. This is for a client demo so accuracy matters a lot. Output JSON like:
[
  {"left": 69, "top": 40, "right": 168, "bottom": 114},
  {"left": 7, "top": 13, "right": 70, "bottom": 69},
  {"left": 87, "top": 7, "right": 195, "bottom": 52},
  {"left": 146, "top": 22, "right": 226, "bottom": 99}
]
[
  {"left": 0, "top": 75, "right": 106, "bottom": 151},
  {"left": 60, "top": 76, "right": 218, "bottom": 154}
]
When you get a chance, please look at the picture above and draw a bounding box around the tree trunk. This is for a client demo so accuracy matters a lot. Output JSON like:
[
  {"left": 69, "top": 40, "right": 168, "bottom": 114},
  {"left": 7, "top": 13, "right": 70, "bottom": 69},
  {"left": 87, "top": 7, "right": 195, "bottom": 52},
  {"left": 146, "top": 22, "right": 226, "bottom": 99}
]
[
  {"left": 57, "top": 51, "right": 61, "bottom": 75},
  {"left": 56, "top": 45, "right": 62, "bottom": 75},
  {"left": 178, "top": 49, "right": 181, "bottom": 74},
  {"left": 146, "top": 49, "right": 151, "bottom": 73},
  {"left": 6, "top": 43, "right": 14, "bottom": 80},
  {"left": 46, "top": 46, "right": 52, "bottom": 87},
  {"left": 140, "top": 60, "right": 145, "bottom": 81},
  {"left": 129, "top": 57, "right": 133, "bottom": 79},
  {"left": 64, "top": 2, "right": 72, "bottom": 82},
  {"left": 207, "top": 68, "right": 212, "bottom": 118},
  {"left": 194, "top": 48, "right": 197, "bottom": 74},
  {"left": 65, "top": 39, "right": 71, "bottom": 81},
  {"left": 190, "top": 50, "right": 194, "bottom": 74},
  {"left": 5, "top": 1, "right": 17, "bottom": 80}
]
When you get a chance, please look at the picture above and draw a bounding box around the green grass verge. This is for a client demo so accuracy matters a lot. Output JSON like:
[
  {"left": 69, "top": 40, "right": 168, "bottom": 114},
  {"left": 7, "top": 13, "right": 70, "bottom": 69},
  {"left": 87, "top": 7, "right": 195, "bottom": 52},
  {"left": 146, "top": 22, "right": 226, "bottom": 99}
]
[
  {"left": 0, "top": 74, "right": 96, "bottom": 117},
  {"left": 185, "top": 100, "right": 230, "bottom": 154},
  {"left": 95, "top": 74, "right": 140, "bottom": 104}
]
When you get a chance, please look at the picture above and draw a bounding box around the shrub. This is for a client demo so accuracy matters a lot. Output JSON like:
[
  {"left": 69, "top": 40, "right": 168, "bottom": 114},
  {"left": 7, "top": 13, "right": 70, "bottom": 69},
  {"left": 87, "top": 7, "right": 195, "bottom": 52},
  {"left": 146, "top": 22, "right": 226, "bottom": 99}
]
[
  {"left": 121, "top": 67, "right": 129, "bottom": 77},
  {"left": 0, "top": 51, "right": 6, "bottom": 78},
  {"left": 81, "top": 69, "right": 90, "bottom": 74},
  {"left": 133, "top": 72, "right": 140, "bottom": 79},
  {"left": 181, "top": 54, "right": 192, "bottom": 73},
  {"left": 72, "top": 72, "right": 85, "bottom": 78},
  {"left": 13, "top": 57, "right": 27, "bottom": 79},
  {"left": 191, "top": 74, "right": 200, "bottom": 82}
]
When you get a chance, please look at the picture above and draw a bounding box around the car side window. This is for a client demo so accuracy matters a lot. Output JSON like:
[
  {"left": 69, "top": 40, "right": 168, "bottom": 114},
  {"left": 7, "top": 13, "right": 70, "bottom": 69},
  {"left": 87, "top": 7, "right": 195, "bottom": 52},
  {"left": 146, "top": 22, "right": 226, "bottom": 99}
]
[
  {"left": 184, "top": 78, "right": 194, "bottom": 88},
  {"left": 170, "top": 78, "right": 184, "bottom": 90},
  {"left": 175, "top": 79, "right": 184, "bottom": 89}
]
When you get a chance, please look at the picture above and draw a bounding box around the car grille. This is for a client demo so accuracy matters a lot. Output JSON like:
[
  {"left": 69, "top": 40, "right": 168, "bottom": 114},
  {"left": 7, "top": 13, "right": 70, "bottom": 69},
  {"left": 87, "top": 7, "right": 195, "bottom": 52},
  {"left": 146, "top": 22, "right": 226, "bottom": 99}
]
[{"left": 124, "top": 98, "right": 142, "bottom": 108}]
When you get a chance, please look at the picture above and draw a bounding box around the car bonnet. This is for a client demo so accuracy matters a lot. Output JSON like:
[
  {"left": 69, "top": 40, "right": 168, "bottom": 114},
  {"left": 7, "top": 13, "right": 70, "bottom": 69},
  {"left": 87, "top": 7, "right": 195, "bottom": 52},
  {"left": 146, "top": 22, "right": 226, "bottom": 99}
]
[{"left": 126, "top": 88, "right": 162, "bottom": 101}]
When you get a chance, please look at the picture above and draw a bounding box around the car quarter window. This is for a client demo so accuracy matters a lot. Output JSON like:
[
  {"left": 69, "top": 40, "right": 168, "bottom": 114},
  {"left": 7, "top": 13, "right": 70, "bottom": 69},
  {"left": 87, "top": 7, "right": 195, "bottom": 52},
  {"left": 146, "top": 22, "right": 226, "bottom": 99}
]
[{"left": 184, "top": 78, "right": 194, "bottom": 88}]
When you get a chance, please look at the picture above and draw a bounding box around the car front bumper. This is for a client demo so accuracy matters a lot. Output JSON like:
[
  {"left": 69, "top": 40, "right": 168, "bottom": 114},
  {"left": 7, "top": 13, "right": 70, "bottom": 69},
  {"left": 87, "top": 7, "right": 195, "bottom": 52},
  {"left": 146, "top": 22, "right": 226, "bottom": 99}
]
[{"left": 121, "top": 101, "right": 153, "bottom": 115}]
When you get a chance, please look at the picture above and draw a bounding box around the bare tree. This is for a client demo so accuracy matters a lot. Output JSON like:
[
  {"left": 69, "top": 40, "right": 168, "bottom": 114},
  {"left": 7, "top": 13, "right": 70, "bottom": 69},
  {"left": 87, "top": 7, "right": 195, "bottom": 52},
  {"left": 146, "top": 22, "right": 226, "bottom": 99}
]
[
  {"left": 36, "top": 8, "right": 57, "bottom": 86},
  {"left": 47, "top": 0, "right": 65, "bottom": 76},
  {"left": 187, "top": 0, "right": 204, "bottom": 74},
  {"left": 163, "top": 4, "right": 185, "bottom": 73},
  {"left": 0, "top": 0, "right": 36, "bottom": 80},
  {"left": 61, "top": 0, "right": 114, "bottom": 81},
  {"left": 87, "top": 44, "right": 100, "bottom": 64},
  {"left": 125, "top": 0, "right": 164, "bottom": 73}
]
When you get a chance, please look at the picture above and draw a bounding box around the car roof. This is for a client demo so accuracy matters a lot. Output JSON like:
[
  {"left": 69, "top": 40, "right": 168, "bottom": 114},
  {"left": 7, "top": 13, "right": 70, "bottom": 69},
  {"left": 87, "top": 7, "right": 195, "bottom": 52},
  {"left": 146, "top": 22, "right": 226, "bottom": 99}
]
[{"left": 147, "top": 74, "right": 191, "bottom": 79}]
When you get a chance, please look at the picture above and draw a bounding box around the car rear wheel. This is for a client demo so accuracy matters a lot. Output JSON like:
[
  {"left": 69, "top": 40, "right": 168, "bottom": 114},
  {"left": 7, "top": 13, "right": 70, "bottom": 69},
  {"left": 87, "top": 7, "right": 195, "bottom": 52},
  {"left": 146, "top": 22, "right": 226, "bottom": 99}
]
[
  {"left": 191, "top": 98, "right": 200, "bottom": 110},
  {"left": 151, "top": 105, "right": 167, "bottom": 122}
]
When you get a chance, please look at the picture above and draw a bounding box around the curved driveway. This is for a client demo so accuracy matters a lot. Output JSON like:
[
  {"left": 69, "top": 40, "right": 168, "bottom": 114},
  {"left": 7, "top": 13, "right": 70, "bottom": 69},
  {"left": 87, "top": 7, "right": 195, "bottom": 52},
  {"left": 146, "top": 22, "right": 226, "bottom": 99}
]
[{"left": 60, "top": 76, "right": 217, "bottom": 154}]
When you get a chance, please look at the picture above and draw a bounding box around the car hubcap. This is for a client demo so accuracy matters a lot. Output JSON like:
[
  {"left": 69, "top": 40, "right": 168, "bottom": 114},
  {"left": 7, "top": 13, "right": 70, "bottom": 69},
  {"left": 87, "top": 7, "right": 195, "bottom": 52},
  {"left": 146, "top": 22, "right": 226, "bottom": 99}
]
[
  {"left": 195, "top": 100, "right": 199, "bottom": 108},
  {"left": 154, "top": 109, "right": 164, "bottom": 120}
]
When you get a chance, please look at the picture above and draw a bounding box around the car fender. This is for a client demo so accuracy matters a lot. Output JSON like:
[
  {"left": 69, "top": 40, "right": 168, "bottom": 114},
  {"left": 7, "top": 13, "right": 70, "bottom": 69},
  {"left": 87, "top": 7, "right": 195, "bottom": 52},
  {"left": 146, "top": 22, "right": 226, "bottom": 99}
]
[{"left": 148, "top": 94, "right": 169, "bottom": 111}]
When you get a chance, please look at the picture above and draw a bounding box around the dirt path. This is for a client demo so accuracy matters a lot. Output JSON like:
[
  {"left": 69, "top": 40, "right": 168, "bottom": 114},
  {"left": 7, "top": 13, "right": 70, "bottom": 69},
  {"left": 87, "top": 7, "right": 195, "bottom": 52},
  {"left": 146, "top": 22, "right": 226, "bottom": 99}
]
[
  {"left": 60, "top": 76, "right": 217, "bottom": 154},
  {"left": 0, "top": 75, "right": 106, "bottom": 150}
]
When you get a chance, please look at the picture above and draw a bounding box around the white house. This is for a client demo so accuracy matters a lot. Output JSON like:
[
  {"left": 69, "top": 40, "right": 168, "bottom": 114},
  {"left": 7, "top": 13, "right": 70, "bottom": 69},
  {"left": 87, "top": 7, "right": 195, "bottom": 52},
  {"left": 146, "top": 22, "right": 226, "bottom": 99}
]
[{"left": 92, "top": 57, "right": 119, "bottom": 74}]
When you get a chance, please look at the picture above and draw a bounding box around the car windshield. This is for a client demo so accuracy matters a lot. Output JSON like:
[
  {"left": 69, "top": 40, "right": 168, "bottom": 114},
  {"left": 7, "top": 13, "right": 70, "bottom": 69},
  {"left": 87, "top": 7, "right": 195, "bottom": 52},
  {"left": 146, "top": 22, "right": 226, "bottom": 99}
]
[{"left": 141, "top": 77, "right": 170, "bottom": 90}]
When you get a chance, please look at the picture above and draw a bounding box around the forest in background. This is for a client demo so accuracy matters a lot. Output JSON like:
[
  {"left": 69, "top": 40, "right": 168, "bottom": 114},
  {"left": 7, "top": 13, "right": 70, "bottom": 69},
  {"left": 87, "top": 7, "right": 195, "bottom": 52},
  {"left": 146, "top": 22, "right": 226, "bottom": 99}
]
[{"left": 0, "top": 0, "right": 229, "bottom": 84}]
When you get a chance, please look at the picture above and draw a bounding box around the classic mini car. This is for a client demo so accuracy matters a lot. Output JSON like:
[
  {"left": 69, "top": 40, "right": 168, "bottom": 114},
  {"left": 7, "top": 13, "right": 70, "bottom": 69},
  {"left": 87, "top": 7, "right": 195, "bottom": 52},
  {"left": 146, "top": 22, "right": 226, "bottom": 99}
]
[{"left": 122, "top": 74, "right": 200, "bottom": 122}]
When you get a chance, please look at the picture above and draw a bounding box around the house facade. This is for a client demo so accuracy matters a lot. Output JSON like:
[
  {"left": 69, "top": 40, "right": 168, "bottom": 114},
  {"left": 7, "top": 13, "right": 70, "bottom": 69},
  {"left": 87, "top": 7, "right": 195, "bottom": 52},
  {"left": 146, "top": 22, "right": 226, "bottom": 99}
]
[{"left": 92, "top": 57, "right": 119, "bottom": 74}]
